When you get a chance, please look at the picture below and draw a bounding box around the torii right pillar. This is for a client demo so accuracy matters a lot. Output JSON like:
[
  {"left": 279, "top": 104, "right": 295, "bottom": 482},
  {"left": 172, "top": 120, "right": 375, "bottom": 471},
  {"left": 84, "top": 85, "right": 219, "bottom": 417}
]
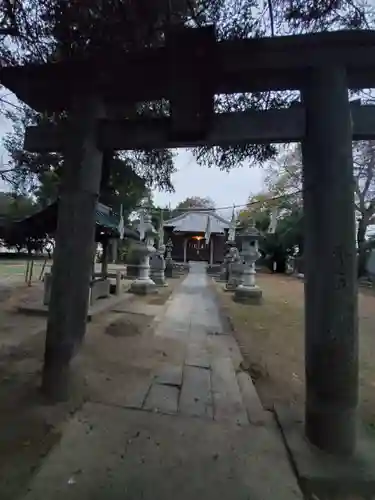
[{"left": 301, "top": 66, "right": 358, "bottom": 456}]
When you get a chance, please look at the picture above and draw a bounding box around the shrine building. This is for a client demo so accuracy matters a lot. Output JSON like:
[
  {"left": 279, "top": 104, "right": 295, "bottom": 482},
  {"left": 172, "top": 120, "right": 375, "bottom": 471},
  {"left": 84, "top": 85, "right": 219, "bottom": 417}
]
[{"left": 163, "top": 210, "right": 230, "bottom": 264}]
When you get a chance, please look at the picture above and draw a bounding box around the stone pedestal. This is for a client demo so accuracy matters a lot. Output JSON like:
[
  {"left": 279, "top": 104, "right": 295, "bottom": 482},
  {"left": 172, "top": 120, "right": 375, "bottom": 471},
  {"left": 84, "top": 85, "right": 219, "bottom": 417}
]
[
  {"left": 130, "top": 255, "right": 157, "bottom": 295},
  {"left": 233, "top": 263, "right": 263, "bottom": 304},
  {"left": 233, "top": 285, "right": 262, "bottom": 304},
  {"left": 232, "top": 226, "right": 262, "bottom": 304}
]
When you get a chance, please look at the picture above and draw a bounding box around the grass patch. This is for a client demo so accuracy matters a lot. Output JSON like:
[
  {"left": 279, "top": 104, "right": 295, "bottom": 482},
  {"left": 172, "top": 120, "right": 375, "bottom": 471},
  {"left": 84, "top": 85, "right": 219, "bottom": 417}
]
[{"left": 215, "top": 274, "right": 375, "bottom": 425}]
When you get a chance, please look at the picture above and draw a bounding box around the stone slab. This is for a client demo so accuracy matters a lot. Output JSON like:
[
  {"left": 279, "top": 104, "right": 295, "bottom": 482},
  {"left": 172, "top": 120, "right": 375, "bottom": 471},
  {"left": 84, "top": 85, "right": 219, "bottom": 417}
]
[
  {"left": 143, "top": 384, "right": 179, "bottom": 414},
  {"left": 129, "top": 281, "right": 158, "bottom": 295},
  {"left": 154, "top": 318, "right": 190, "bottom": 340},
  {"left": 179, "top": 365, "right": 213, "bottom": 419},
  {"left": 236, "top": 372, "right": 272, "bottom": 426},
  {"left": 112, "top": 303, "right": 163, "bottom": 317},
  {"left": 154, "top": 364, "right": 183, "bottom": 388},
  {"left": 275, "top": 404, "right": 375, "bottom": 498},
  {"left": 211, "top": 357, "right": 248, "bottom": 426},
  {"left": 207, "top": 334, "right": 242, "bottom": 369},
  {"left": 186, "top": 342, "right": 210, "bottom": 369},
  {"left": 18, "top": 292, "right": 133, "bottom": 321},
  {"left": 21, "top": 403, "right": 303, "bottom": 500},
  {"left": 233, "top": 286, "right": 263, "bottom": 305},
  {"left": 90, "top": 375, "right": 152, "bottom": 410}
]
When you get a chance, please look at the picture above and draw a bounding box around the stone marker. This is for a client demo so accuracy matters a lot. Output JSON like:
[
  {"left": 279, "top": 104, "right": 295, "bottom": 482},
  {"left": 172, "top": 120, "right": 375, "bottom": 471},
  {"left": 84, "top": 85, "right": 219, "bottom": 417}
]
[
  {"left": 233, "top": 226, "right": 262, "bottom": 304},
  {"left": 225, "top": 261, "right": 244, "bottom": 291},
  {"left": 150, "top": 247, "right": 167, "bottom": 287}
]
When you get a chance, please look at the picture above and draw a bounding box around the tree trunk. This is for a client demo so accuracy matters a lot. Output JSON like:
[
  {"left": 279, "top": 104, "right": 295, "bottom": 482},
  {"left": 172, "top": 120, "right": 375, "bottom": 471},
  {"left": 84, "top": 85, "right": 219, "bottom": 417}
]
[{"left": 357, "top": 217, "right": 368, "bottom": 277}]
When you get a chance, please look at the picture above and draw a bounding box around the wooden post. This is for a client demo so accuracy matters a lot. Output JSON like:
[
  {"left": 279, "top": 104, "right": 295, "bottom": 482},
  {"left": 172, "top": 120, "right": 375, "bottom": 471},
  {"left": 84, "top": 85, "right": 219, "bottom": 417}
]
[
  {"left": 209, "top": 237, "right": 214, "bottom": 265},
  {"left": 111, "top": 238, "right": 118, "bottom": 263},
  {"left": 101, "top": 240, "right": 109, "bottom": 277},
  {"left": 183, "top": 237, "right": 188, "bottom": 263},
  {"left": 301, "top": 67, "right": 358, "bottom": 455},
  {"left": 116, "top": 270, "right": 121, "bottom": 296},
  {"left": 41, "top": 94, "right": 104, "bottom": 401}
]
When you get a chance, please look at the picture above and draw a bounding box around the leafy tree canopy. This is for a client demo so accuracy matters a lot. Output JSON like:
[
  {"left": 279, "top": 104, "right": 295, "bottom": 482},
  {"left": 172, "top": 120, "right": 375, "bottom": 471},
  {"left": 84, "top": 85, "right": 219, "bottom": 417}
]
[
  {"left": 1, "top": 0, "right": 374, "bottom": 197},
  {"left": 175, "top": 196, "right": 216, "bottom": 211}
]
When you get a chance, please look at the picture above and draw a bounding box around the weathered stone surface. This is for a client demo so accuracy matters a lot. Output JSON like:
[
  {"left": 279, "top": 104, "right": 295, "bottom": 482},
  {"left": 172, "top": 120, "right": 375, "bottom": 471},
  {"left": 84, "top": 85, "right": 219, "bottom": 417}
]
[
  {"left": 236, "top": 372, "right": 271, "bottom": 425},
  {"left": 179, "top": 365, "right": 213, "bottom": 418},
  {"left": 21, "top": 403, "right": 303, "bottom": 500},
  {"left": 90, "top": 376, "right": 152, "bottom": 410},
  {"left": 154, "top": 364, "right": 183, "bottom": 388},
  {"left": 126, "top": 264, "right": 140, "bottom": 278},
  {"left": 302, "top": 67, "right": 358, "bottom": 455},
  {"left": 143, "top": 383, "right": 179, "bottom": 414},
  {"left": 186, "top": 342, "right": 210, "bottom": 369},
  {"left": 129, "top": 281, "right": 158, "bottom": 295},
  {"left": 211, "top": 357, "right": 248, "bottom": 425},
  {"left": 233, "top": 286, "right": 262, "bottom": 305},
  {"left": 275, "top": 405, "right": 375, "bottom": 498}
]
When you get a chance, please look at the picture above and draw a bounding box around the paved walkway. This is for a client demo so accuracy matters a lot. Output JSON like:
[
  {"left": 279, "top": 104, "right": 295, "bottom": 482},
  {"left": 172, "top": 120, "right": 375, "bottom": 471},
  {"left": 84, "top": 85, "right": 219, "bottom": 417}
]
[
  {"left": 150, "top": 261, "right": 261, "bottom": 424},
  {"left": 22, "top": 262, "right": 302, "bottom": 500}
]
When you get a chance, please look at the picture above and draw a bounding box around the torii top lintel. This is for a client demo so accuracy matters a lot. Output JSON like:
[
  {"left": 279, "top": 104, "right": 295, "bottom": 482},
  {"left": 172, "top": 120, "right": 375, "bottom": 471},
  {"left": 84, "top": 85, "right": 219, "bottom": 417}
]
[{"left": 2, "top": 27, "right": 375, "bottom": 113}]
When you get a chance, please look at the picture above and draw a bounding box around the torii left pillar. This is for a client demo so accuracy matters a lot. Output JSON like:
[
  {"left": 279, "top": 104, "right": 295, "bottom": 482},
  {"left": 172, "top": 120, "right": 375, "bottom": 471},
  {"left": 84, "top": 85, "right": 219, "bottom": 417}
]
[{"left": 42, "top": 94, "right": 104, "bottom": 400}]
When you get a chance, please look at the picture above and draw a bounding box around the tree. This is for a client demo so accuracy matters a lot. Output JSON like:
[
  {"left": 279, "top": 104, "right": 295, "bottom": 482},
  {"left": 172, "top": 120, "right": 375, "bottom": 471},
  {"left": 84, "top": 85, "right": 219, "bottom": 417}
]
[
  {"left": 238, "top": 144, "right": 303, "bottom": 271},
  {"left": 245, "top": 141, "right": 375, "bottom": 275},
  {"left": 1, "top": 1, "right": 374, "bottom": 173},
  {"left": 0, "top": 191, "right": 41, "bottom": 252},
  {"left": 0, "top": 191, "right": 36, "bottom": 220},
  {"left": 353, "top": 140, "right": 375, "bottom": 276},
  {"left": 239, "top": 186, "right": 303, "bottom": 273},
  {"left": 3, "top": 103, "right": 175, "bottom": 211},
  {"left": 174, "top": 196, "right": 215, "bottom": 212}
]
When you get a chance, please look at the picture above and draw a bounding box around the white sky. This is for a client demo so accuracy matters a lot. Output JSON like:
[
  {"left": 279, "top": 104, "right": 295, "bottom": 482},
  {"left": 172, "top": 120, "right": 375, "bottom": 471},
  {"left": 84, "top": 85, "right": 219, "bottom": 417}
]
[{"left": 153, "top": 150, "right": 265, "bottom": 218}]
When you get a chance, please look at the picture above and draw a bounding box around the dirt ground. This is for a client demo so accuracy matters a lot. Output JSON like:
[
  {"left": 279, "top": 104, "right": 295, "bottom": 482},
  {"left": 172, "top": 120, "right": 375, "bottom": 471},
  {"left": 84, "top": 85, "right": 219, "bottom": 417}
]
[
  {"left": 215, "top": 274, "right": 375, "bottom": 430},
  {"left": 0, "top": 275, "right": 184, "bottom": 500}
]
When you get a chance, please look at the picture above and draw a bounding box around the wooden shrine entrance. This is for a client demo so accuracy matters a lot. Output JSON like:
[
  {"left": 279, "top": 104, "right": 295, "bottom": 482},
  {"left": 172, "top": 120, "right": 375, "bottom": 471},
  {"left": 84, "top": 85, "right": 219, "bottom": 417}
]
[
  {"left": 3, "top": 27, "right": 375, "bottom": 462},
  {"left": 186, "top": 237, "right": 208, "bottom": 262}
]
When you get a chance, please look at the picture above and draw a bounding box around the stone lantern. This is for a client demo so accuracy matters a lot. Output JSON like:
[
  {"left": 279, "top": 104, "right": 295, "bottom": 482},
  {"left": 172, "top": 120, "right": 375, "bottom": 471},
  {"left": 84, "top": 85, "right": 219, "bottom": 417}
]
[
  {"left": 233, "top": 225, "right": 262, "bottom": 304},
  {"left": 129, "top": 210, "right": 158, "bottom": 295}
]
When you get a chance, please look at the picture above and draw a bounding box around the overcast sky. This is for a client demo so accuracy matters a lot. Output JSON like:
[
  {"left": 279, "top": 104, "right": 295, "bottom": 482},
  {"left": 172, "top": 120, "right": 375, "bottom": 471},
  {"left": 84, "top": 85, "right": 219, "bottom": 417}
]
[{"left": 153, "top": 150, "right": 265, "bottom": 218}]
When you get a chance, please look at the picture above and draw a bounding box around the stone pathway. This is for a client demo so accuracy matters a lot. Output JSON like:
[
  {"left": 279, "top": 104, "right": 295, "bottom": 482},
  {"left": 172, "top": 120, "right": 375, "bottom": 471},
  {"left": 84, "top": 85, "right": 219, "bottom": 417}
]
[
  {"left": 148, "top": 261, "right": 264, "bottom": 425},
  {"left": 21, "top": 262, "right": 303, "bottom": 500}
]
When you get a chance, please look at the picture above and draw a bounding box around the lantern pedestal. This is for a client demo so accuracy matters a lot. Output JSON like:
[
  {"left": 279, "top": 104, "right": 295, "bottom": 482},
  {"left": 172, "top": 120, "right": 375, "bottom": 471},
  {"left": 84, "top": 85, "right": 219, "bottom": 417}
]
[
  {"left": 233, "top": 226, "right": 262, "bottom": 304},
  {"left": 130, "top": 210, "right": 158, "bottom": 295},
  {"left": 129, "top": 249, "right": 158, "bottom": 295},
  {"left": 233, "top": 264, "right": 263, "bottom": 303},
  {"left": 233, "top": 284, "right": 263, "bottom": 304}
]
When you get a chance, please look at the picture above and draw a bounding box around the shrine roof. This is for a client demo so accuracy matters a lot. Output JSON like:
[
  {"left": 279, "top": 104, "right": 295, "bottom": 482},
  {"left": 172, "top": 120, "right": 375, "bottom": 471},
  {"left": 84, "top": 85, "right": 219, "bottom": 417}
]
[
  {"left": 0, "top": 201, "right": 140, "bottom": 241},
  {"left": 164, "top": 210, "right": 230, "bottom": 234},
  {"left": 2, "top": 30, "right": 375, "bottom": 113}
]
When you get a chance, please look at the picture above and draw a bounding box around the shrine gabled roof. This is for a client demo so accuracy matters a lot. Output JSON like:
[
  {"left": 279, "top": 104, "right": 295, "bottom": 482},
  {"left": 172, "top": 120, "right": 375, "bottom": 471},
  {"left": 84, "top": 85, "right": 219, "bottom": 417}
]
[
  {"left": 164, "top": 211, "right": 230, "bottom": 234},
  {"left": 0, "top": 201, "right": 140, "bottom": 241},
  {"left": 2, "top": 29, "right": 375, "bottom": 113}
]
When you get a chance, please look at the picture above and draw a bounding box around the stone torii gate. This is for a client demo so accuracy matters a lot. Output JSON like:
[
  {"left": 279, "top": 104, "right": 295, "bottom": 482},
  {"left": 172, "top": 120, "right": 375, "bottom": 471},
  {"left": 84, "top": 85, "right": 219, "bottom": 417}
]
[{"left": 2, "top": 27, "right": 375, "bottom": 463}]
